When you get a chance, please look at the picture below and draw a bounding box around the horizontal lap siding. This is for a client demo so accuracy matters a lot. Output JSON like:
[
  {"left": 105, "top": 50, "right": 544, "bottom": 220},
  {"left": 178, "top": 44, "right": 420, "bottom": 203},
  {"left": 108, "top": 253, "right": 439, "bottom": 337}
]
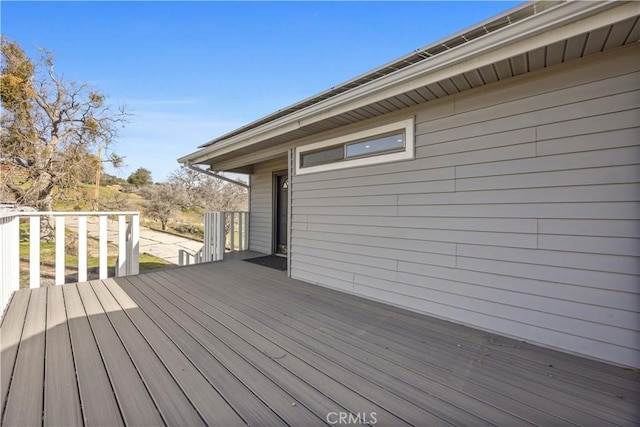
[
  {"left": 290, "top": 45, "right": 640, "bottom": 368},
  {"left": 250, "top": 157, "right": 288, "bottom": 254}
]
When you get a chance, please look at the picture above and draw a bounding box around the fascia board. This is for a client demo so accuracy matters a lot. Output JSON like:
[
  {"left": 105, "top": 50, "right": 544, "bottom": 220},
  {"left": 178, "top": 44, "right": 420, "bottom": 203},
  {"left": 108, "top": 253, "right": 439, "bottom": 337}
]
[
  {"left": 301, "top": 1, "right": 638, "bottom": 127},
  {"left": 179, "top": 1, "right": 634, "bottom": 166}
]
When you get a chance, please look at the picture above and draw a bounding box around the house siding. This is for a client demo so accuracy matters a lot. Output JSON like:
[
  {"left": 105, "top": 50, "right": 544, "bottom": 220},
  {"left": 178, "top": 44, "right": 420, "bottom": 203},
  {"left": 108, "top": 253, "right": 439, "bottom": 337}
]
[
  {"left": 289, "top": 45, "right": 640, "bottom": 368},
  {"left": 249, "top": 157, "right": 288, "bottom": 254}
]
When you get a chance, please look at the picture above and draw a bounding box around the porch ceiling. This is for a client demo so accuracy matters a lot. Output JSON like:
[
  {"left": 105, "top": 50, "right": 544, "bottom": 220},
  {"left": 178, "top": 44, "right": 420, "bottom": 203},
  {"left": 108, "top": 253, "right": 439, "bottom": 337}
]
[
  {"left": 179, "top": 1, "right": 639, "bottom": 171},
  {"left": 1, "top": 259, "right": 639, "bottom": 425}
]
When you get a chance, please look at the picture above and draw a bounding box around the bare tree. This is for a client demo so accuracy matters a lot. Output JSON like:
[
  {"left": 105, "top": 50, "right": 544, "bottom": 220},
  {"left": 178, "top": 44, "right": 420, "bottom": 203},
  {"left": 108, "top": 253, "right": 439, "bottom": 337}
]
[
  {"left": 0, "top": 38, "right": 127, "bottom": 213},
  {"left": 168, "top": 167, "right": 248, "bottom": 212},
  {"left": 141, "top": 184, "right": 186, "bottom": 231}
]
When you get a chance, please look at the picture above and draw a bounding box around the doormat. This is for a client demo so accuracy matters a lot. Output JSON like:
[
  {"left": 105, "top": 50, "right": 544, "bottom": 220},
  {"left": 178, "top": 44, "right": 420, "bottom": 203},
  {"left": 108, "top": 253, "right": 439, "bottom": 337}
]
[{"left": 244, "top": 255, "right": 287, "bottom": 271}]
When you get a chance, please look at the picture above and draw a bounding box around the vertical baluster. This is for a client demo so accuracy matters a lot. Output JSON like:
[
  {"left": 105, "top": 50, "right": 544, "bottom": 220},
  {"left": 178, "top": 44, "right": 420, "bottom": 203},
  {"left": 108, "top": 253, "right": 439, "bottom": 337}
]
[
  {"left": 230, "top": 212, "right": 235, "bottom": 252},
  {"left": 29, "top": 216, "right": 40, "bottom": 288},
  {"left": 203, "top": 212, "right": 211, "bottom": 262},
  {"left": 11, "top": 216, "right": 19, "bottom": 295},
  {"left": 78, "top": 215, "right": 87, "bottom": 282},
  {"left": 243, "top": 212, "right": 249, "bottom": 250},
  {"left": 99, "top": 215, "right": 108, "bottom": 279},
  {"left": 117, "top": 215, "right": 126, "bottom": 276},
  {"left": 238, "top": 212, "right": 244, "bottom": 251},
  {"left": 213, "top": 212, "right": 225, "bottom": 261},
  {"left": 55, "top": 216, "right": 65, "bottom": 285},
  {"left": 131, "top": 214, "right": 139, "bottom": 274}
]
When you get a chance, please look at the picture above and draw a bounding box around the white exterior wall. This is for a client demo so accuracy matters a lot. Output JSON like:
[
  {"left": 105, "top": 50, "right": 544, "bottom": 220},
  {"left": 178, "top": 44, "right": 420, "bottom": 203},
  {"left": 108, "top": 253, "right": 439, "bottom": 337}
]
[
  {"left": 289, "top": 45, "right": 640, "bottom": 368},
  {"left": 249, "top": 157, "right": 288, "bottom": 254}
]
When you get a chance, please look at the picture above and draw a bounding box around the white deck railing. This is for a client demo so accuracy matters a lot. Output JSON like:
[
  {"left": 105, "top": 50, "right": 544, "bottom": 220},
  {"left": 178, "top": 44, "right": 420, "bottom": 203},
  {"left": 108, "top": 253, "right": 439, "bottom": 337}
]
[
  {"left": 178, "top": 211, "right": 248, "bottom": 265},
  {"left": 1, "top": 213, "right": 20, "bottom": 316},
  {"left": 0, "top": 211, "right": 139, "bottom": 314}
]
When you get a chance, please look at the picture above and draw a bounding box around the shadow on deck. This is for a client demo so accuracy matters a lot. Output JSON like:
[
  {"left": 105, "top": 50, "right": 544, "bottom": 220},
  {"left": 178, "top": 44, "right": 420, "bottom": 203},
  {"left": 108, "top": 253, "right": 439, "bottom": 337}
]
[{"left": 1, "top": 256, "right": 639, "bottom": 426}]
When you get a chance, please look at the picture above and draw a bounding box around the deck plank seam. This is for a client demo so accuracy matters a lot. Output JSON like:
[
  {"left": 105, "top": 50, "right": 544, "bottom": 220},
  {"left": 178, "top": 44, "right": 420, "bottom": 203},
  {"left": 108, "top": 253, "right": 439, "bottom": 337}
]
[{"left": 41, "top": 287, "right": 48, "bottom": 427}]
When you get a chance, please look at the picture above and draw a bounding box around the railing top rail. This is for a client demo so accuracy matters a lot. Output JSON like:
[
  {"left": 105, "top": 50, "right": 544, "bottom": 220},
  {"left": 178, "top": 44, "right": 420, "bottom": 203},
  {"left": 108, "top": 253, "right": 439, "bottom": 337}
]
[
  {"left": 204, "top": 211, "right": 248, "bottom": 214},
  {"left": 16, "top": 211, "right": 140, "bottom": 217},
  {"left": 0, "top": 212, "right": 20, "bottom": 219}
]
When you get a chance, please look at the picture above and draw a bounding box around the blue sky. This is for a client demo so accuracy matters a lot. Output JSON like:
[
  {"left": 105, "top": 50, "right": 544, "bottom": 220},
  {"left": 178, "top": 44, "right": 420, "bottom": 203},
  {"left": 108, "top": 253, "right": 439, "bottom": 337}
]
[{"left": 2, "top": 1, "right": 522, "bottom": 181}]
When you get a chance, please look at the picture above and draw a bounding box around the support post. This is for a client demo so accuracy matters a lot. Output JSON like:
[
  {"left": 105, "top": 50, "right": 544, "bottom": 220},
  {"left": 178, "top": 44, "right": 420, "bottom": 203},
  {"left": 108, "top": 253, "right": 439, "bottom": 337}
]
[
  {"left": 55, "top": 216, "right": 65, "bottom": 285},
  {"left": 78, "top": 216, "right": 87, "bottom": 282},
  {"left": 29, "top": 216, "right": 40, "bottom": 288},
  {"left": 99, "top": 215, "right": 108, "bottom": 279},
  {"left": 117, "top": 215, "right": 126, "bottom": 276}
]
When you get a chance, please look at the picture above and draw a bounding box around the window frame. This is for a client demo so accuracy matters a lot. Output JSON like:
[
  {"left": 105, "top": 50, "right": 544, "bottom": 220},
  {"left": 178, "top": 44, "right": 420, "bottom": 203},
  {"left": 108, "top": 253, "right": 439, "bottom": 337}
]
[{"left": 295, "top": 117, "right": 415, "bottom": 175}]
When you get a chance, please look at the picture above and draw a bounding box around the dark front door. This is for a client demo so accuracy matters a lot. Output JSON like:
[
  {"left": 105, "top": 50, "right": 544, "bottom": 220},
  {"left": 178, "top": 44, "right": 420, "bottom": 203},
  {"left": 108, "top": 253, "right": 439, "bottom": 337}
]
[{"left": 275, "top": 173, "right": 288, "bottom": 256}]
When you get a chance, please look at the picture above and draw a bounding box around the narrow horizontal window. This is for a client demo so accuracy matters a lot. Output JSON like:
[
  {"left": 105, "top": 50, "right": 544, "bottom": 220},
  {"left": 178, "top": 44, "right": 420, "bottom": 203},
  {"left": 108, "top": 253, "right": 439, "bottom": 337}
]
[
  {"left": 301, "top": 145, "right": 343, "bottom": 167},
  {"left": 295, "top": 117, "right": 415, "bottom": 175},
  {"left": 346, "top": 132, "right": 404, "bottom": 159}
]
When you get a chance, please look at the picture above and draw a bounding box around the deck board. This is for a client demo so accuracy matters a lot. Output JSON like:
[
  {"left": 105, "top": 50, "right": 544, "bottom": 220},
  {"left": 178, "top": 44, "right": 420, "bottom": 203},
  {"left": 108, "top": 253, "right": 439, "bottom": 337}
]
[
  {"left": 63, "top": 282, "right": 124, "bottom": 426},
  {"left": 44, "top": 285, "right": 83, "bottom": 427},
  {"left": 2, "top": 288, "right": 46, "bottom": 426},
  {"left": 0, "top": 290, "right": 29, "bottom": 418},
  {"left": 1, "top": 257, "right": 638, "bottom": 426},
  {"left": 76, "top": 281, "right": 164, "bottom": 426}
]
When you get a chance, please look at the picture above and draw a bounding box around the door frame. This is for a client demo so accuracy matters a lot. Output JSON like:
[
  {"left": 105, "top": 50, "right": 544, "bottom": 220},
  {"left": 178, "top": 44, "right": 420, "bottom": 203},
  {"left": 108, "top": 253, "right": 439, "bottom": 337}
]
[{"left": 272, "top": 170, "right": 289, "bottom": 258}]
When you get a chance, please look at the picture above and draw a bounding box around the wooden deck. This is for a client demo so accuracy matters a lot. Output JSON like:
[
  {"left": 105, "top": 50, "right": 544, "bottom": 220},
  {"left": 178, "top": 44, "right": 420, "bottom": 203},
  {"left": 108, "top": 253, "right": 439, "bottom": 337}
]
[{"left": 1, "top": 257, "right": 639, "bottom": 426}]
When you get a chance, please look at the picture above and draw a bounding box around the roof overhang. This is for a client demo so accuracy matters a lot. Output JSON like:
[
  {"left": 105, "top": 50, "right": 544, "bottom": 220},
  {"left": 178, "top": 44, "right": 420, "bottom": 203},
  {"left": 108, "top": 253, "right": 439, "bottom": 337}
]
[{"left": 178, "top": 0, "right": 639, "bottom": 171}]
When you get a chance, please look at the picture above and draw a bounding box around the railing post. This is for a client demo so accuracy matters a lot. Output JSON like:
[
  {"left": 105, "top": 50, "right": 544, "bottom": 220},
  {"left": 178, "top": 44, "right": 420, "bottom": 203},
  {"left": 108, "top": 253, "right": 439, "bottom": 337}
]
[
  {"left": 29, "top": 216, "right": 40, "bottom": 288},
  {"left": 242, "top": 212, "right": 249, "bottom": 250},
  {"left": 78, "top": 215, "right": 87, "bottom": 282},
  {"left": 213, "top": 212, "right": 225, "bottom": 261},
  {"left": 55, "top": 216, "right": 65, "bottom": 285},
  {"left": 117, "top": 215, "right": 126, "bottom": 276},
  {"left": 125, "top": 220, "right": 132, "bottom": 276},
  {"left": 98, "top": 215, "right": 108, "bottom": 279},
  {"left": 130, "top": 214, "right": 139, "bottom": 275},
  {"left": 238, "top": 213, "right": 243, "bottom": 251},
  {"left": 229, "top": 212, "right": 235, "bottom": 252},
  {"left": 203, "top": 212, "right": 212, "bottom": 262}
]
